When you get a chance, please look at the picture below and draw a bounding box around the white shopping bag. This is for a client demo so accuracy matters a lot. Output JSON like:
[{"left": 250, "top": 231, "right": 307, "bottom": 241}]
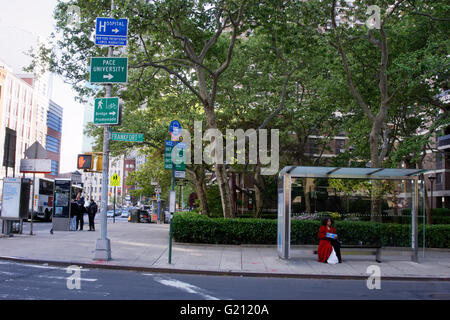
[
  {"left": 70, "top": 216, "right": 77, "bottom": 231},
  {"left": 327, "top": 247, "right": 339, "bottom": 264}
]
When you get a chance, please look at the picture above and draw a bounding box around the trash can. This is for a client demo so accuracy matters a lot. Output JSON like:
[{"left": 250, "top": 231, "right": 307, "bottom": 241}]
[{"left": 129, "top": 209, "right": 140, "bottom": 223}]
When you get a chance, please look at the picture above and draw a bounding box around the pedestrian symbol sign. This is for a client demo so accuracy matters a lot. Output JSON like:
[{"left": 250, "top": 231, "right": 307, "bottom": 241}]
[
  {"left": 94, "top": 97, "right": 120, "bottom": 125},
  {"left": 110, "top": 173, "right": 120, "bottom": 186}
]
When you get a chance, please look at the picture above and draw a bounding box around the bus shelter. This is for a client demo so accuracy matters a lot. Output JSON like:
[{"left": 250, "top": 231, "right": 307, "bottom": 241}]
[{"left": 277, "top": 166, "right": 427, "bottom": 262}]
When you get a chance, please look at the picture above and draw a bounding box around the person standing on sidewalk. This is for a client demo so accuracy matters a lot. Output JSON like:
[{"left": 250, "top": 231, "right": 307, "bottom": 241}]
[
  {"left": 87, "top": 199, "right": 98, "bottom": 231},
  {"left": 75, "top": 192, "right": 85, "bottom": 231}
]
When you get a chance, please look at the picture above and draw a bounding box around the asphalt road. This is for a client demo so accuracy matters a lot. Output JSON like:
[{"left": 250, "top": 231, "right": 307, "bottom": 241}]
[{"left": 0, "top": 260, "right": 449, "bottom": 300}]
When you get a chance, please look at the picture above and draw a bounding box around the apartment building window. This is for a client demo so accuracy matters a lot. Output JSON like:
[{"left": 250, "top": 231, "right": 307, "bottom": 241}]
[
  {"left": 436, "top": 173, "right": 443, "bottom": 185},
  {"left": 436, "top": 152, "right": 443, "bottom": 170},
  {"left": 308, "top": 138, "right": 319, "bottom": 154},
  {"left": 335, "top": 139, "right": 345, "bottom": 154}
]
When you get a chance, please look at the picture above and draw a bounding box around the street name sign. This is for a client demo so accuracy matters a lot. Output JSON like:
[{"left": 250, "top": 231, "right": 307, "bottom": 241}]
[
  {"left": 164, "top": 141, "right": 186, "bottom": 171},
  {"left": 111, "top": 132, "right": 144, "bottom": 143},
  {"left": 95, "top": 17, "right": 128, "bottom": 46},
  {"left": 90, "top": 57, "right": 128, "bottom": 83},
  {"left": 164, "top": 141, "right": 186, "bottom": 179},
  {"left": 94, "top": 97, "right": 120, "bottom": 125}
]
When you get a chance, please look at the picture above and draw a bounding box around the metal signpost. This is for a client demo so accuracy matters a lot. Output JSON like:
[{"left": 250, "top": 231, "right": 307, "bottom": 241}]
[
  {"left": 168, "top": 120, "right": 183, "bottom": 264},
  {"left": 95, "top": 17, "right": 128, "bottom": 46},
  {"left": 93, "top": 0, "right": 126, "bottom": 261},
  {"left": 110, "top": 173, "right": 120, "bottom": 224},
  {"left": 22, "top": 141, "right": 49, "bottom": 236}
]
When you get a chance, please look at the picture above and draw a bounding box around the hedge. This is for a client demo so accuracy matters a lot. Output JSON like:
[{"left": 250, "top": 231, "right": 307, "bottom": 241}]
[{"left": 172, "top": 213, "right": 450, "bottom": 248}]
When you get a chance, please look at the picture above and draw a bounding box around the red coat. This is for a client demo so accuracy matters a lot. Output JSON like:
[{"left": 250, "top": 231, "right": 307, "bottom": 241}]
[{"left": 317, "top": 225, "right": 336, "bottom": 263}]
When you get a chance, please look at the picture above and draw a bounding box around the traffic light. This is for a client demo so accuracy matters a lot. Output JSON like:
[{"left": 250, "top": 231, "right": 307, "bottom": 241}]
[
  {"left": 77, "top": 154, "right": 93, "bottom": 169},
  {"left": 96, "top": 155, "right": 103, "bottom": 171}
]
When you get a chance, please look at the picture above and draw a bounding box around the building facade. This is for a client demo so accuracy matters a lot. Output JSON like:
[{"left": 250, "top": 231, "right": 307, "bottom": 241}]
[
  {"left": 45, "top": 100, "right": 63, "bottom": 178},
  {"left": 0, "top": 61, "right": 52, "bottom": 181}
]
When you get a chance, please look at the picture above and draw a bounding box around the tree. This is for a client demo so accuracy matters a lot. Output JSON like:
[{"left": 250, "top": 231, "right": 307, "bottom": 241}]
[{"left": 325, "top": 0, "right": 449, "bottom": 221}]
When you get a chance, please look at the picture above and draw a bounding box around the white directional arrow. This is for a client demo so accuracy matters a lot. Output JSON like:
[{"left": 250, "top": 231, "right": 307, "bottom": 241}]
[
  {"left": 109, "top": 111, "right": 116, "bottom": 116},
  {"left": 103, "top": 74, "right": 114, "bottom": 80},
  {"left": 112, "top": 28, "right": 119, "bottom": 33}
]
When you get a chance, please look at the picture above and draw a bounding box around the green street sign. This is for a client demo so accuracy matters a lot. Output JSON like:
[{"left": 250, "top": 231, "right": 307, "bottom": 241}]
[
  {"left": 111, "top": 132, "right": 144, "bottom": 143},
  {"left": 164, "top": 141, "right": 185, "bottom": 171},
  {"left": 94, "top": 97, "right": 120, "bottom": 125},
  {"left": 90, "top": 57, "right": 128, "bottom": 83}
]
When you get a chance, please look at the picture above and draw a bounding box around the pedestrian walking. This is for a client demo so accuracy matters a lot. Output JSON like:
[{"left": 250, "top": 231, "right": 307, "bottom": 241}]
[{"left": 87, "top": 199, "right": 98, "bottom": 231}]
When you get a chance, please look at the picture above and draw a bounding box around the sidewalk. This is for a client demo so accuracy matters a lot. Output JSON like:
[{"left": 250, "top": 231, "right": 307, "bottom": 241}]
[{"left": 1, "top": 220, "right": 449, "bottom": 280}]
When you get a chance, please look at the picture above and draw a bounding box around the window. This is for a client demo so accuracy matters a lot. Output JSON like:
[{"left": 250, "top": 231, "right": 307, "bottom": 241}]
[
  {"left": 335, "top": 139, "right": 345, "bottom": 154},
  {"left": 308, "top": 138, "right": 319, "bottom": 154},
  {"left": 436, "top": 153, "right": 443, "bottom": 169},
  {"left": 46, "top": 135, "right": 60, "bottom": 153},
  {"left": 47, "top": 111, "right": 62, "bottom": 133},
  {"left": 436, "top": 173, "right": 443, "bottom": 184},
  {"left": 51, "top": 160, "right": 59, "bottom": 176}
]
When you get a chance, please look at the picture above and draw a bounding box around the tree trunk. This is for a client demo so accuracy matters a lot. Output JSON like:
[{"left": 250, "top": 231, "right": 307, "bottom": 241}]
[
  {"left": 304, "top": 178, "right": 315, "bottom": 214},
  {"left": 215, "top": 163, "right": 234, "bottom": 218},
  {"left": 204, "top": 104, "right": 234, "bottom": 218},
  {"left": 188, "top": 167, "right": 209, "bottom": 215},
  {"left": 370, "top": 125, "right": 383, "bottom": 223},
  {"left": 254, "top": 164, "right": 264, "bottom": 218}
]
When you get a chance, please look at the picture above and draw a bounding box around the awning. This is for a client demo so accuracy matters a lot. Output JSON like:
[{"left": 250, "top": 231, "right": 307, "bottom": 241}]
[{"left": 279, "top": 166, "right": 428, "bottom": 180}]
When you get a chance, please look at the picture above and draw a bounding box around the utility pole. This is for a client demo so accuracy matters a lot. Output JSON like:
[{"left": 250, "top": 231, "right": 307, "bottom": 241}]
[{"left": 94, "top": 0, "right": 114, "bottom": 261}]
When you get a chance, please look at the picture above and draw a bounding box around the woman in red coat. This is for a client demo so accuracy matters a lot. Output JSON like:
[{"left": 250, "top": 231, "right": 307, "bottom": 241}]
[{"left": 317, "top": 217, "right": 342, "bottom": 263}]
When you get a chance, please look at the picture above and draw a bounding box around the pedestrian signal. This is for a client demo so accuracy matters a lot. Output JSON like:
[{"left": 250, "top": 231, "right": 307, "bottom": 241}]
[{"left": 77, "top": 154, "right": 93, "bottom": 169}]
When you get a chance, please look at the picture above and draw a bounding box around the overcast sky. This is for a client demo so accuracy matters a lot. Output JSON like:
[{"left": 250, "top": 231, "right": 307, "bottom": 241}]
[{"left": 0, "top": 0, "right": 86, "bottom": 173}]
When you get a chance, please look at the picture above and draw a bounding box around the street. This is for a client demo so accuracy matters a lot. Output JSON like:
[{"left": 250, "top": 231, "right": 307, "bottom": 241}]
[{"left": 0, "top": 260, "right": 449, "bottom": 300}]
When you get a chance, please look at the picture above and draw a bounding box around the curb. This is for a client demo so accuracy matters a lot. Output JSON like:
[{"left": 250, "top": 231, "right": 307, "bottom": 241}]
[{"left": 1, "top": 256, "right": 449, "bottom": 282}]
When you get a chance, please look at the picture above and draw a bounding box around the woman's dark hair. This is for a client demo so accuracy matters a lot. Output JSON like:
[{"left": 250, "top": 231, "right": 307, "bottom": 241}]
[{"left": 321, "top": 217, "right": 334, "bottom": 226}]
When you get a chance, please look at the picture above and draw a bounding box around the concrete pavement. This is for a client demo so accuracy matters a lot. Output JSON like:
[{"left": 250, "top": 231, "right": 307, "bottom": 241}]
[{"left": 1, "top": 219, "right": 449, "bottom": 280}]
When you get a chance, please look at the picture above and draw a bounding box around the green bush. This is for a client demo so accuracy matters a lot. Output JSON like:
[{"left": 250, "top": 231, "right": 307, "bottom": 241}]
[
  {"left": 205, "top": 185, "right": 223, "bottom": 217},
  {"left": 235, "top": 213, "right": 278, "bottom": 219},
  {"left": 433, "top": 208, "right": 450, "bottom": 216},
  {"left": 172, "top": 214, "right": 450, "bottom": 248}
]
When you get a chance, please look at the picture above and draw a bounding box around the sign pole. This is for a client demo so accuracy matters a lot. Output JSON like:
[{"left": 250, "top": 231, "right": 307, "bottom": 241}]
[
  {"left": 30, "top": 143, "right": 38, "bottom": 236},
  {"left": 168, "top": 165, "right": 175, "bottom": 264},
  {"left": 113, "top": 186, "right": 116, "bottom": 224},
  {"left": 94, "top": 0, "right": 114, "bottom": 261}
]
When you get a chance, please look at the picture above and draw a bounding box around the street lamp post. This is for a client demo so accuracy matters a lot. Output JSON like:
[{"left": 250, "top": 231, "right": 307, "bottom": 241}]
[{"left": 428, "top": 176, "right": 436, "bottom": 225}]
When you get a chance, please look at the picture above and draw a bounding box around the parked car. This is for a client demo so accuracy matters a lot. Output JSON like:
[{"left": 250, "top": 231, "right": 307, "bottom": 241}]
[{"left": 107, "top": 210, "right": 115, "bottom": 217}]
